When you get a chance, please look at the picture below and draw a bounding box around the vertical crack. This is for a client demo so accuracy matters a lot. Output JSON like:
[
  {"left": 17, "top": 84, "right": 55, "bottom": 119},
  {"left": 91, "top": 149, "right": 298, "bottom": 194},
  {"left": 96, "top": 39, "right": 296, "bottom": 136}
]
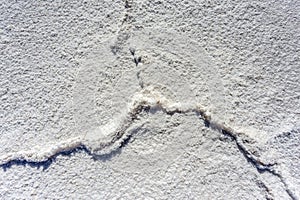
[
  {"left": 129, "top": 47, "right": 144, "bottom": 88},
  {"left": 110, "top": 0, "right": 134, "bottom": 55},
  {"left": 129, "top": 47, "right": 142, "bottom": 66}
]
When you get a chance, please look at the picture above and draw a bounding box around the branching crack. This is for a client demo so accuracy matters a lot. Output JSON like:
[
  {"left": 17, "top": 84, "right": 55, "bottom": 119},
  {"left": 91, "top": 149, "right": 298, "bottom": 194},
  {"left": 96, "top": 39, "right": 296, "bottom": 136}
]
[{"left": 0, "top": 86, "right": 296, "bottom": 199}]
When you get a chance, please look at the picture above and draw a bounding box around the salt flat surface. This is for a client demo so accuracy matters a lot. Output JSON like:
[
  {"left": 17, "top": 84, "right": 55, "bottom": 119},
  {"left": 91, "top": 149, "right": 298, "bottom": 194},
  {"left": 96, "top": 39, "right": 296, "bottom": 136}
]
[{"left": 0, "top": 0, "right": 299, "bottom": 199}]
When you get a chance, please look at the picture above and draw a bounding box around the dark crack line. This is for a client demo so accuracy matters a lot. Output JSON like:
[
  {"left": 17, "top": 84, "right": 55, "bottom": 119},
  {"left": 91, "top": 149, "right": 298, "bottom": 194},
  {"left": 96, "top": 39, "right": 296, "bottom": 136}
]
[
  {"left": 0, "top": 146, "right": 91, "bottom": 171},
  {"left": 203, "top": 120, "right": 297, "bottom": 200},
  {"left": 122, "top": 0, "right": 132, "bottom": 25},
  {"left": 129, "top": 47, "right": 142, "bottom": 67},
  {"left": 221, "top": 128, "right": 276, "bottom": 173},
  {"left": 257, "top": 180, "right": 276, "bottom": 200},
  {"left": 110, "top": 0, "right": 133, "bottom": 55},
  {"left": 129, "top": 47, "right": 144, "bottom": 88},
  {"left": 0, "top": 104, "right": 283, "bottom": 175},
  {"left": 0, "top": 95, "right": 296, "bottom": 199}
]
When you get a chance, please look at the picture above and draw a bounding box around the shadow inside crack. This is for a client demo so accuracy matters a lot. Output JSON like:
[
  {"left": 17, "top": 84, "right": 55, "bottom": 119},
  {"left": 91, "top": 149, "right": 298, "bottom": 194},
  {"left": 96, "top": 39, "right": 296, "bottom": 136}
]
[
  {"left": 0, "top": 146, "right": 91, "bottom": 172},
  {"left": 0, "top": 127, "right": 147, "bottom": 171},
  {"left": 91, "top": 126, "right": 148, "bottom": 162}
]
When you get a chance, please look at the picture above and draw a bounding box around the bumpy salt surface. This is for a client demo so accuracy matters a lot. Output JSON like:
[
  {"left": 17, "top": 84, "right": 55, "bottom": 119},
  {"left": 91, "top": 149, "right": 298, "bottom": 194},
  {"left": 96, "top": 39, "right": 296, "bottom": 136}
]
[{"left": 0, "top": 29, "right": 230, "bottom": 166}]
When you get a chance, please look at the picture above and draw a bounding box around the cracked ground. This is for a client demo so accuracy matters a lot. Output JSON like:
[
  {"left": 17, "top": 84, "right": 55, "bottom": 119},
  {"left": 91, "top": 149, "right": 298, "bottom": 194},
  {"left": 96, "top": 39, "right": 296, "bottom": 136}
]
[{"left": 0, "top": 0, "right": 299, "bottom": 199}]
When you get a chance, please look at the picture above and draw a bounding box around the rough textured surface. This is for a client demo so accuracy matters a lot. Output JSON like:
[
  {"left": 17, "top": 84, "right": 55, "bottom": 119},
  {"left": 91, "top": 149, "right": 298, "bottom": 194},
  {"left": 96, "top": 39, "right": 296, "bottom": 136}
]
[{"left": 0, "top": 0, "right": 299, "bottom": 199}]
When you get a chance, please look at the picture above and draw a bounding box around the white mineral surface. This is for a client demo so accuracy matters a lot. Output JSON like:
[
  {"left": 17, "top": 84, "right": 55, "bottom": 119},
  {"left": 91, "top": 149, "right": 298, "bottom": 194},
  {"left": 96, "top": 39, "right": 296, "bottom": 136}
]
[{"left": 0, "top": 1, "right": 299, "bottom": 199}]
